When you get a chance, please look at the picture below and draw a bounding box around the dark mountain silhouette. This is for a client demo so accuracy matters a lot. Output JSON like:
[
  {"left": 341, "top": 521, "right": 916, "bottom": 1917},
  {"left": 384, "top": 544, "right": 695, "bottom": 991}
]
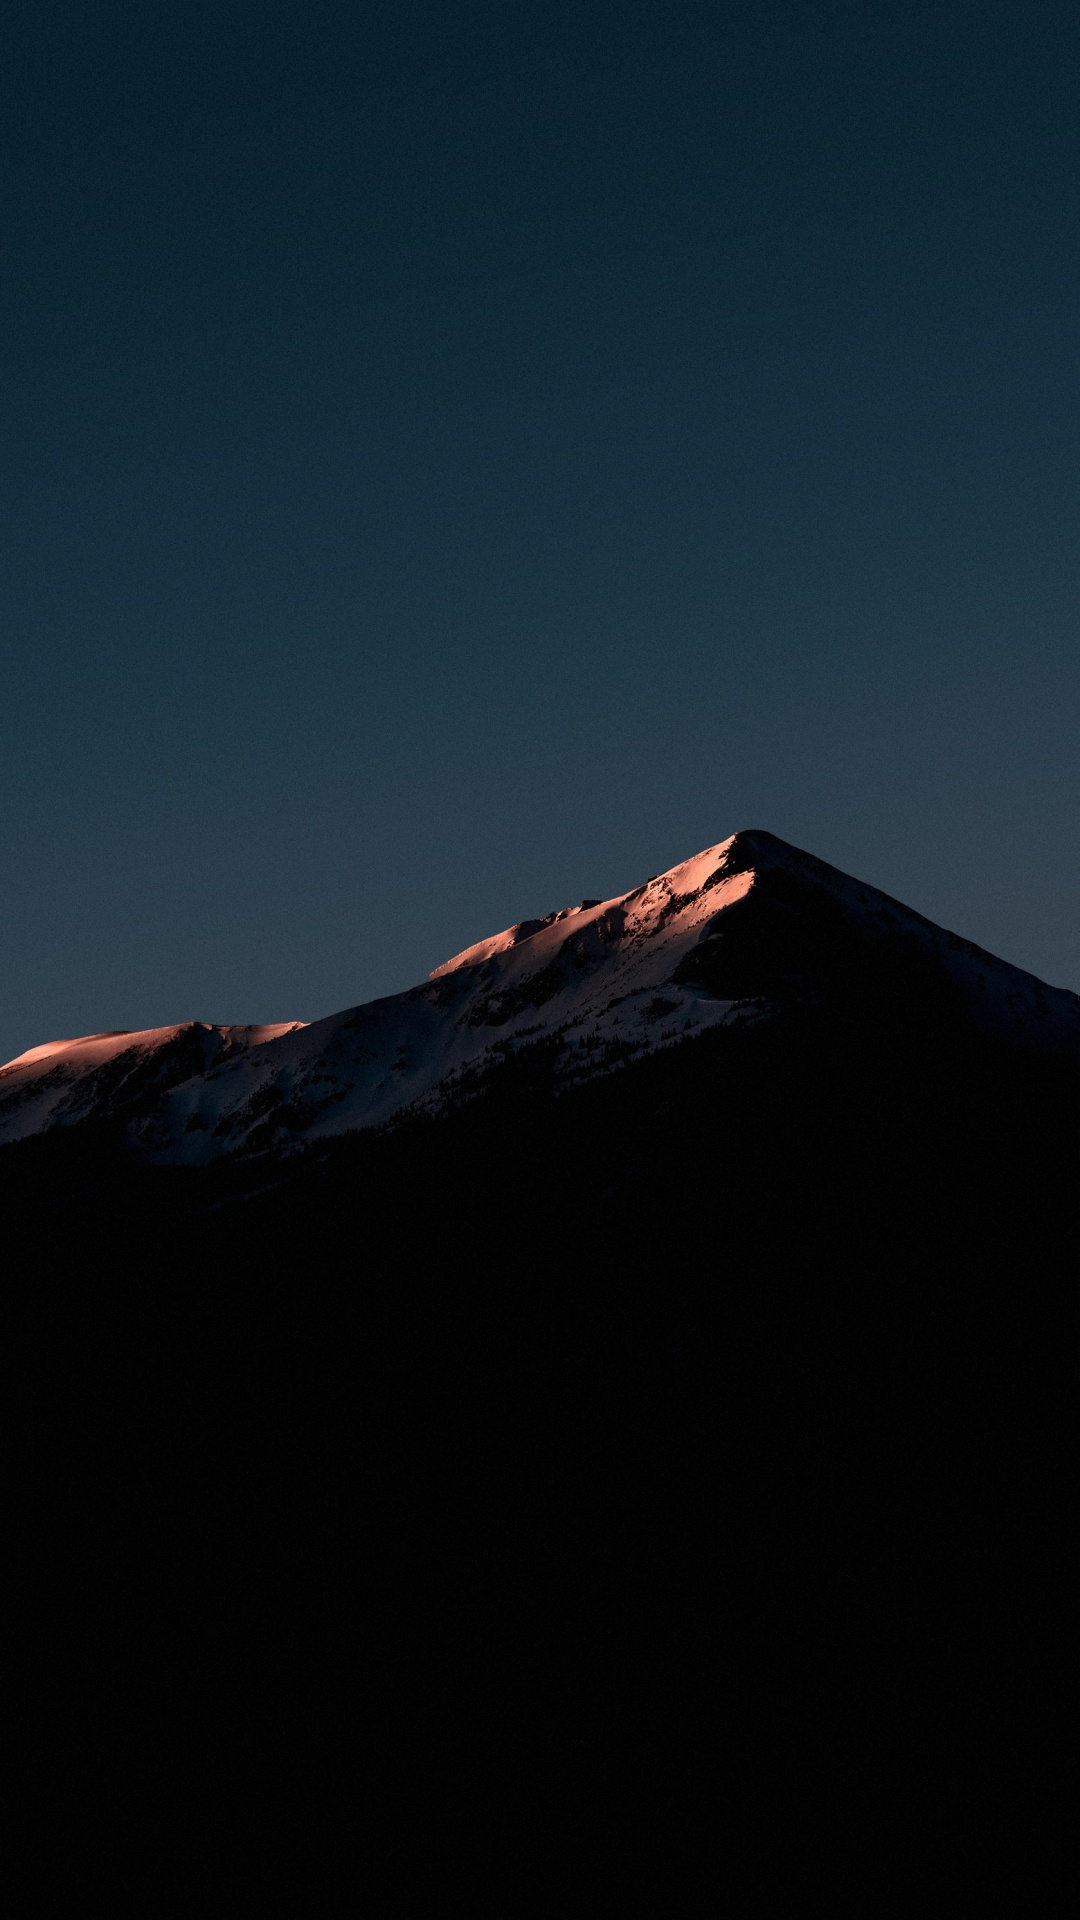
[{"left": 8, "top": 831, "right": 1075, "bottom": 1908}]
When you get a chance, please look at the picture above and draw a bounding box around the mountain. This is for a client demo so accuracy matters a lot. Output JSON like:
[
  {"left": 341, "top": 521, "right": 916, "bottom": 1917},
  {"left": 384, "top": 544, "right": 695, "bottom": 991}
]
[
  {"left": 2, "top": 827, "right": 1075, "bottom": 1159},
  {"left": 7, "top": 829, "right": 1075, "bottom": 1909}
]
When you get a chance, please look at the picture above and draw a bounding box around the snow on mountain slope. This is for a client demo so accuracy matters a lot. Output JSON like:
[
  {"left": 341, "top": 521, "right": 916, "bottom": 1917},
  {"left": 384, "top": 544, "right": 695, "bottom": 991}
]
[
  {"left": 132, "top": 836, "right": 759, "bottom": 1163},
  {"left": 1, "top": 829, "right": 1076, "bottom": 1163},
  {"left": 0, "top": 1023, "right": 304, "bottom": 1148}
]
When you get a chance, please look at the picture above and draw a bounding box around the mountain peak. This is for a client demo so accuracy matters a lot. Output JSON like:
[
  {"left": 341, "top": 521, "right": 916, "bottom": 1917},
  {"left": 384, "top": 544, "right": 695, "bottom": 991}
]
[
  {"left": 2, "top": 831, "right": 1076, "bottom": 1161},
  {"left": 429, "top": 832, "right": 752, "bottom": 983}
]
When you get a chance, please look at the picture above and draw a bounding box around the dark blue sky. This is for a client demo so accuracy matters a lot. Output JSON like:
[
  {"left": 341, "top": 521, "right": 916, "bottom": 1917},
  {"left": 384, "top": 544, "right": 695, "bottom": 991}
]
[{"left": 2, "top": 0, "right": 1077, "bottom": 1061}]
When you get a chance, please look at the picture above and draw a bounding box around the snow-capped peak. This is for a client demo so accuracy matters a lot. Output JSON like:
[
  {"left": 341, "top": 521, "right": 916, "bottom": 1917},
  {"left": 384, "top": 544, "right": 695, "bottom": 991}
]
[
  {"left": 1, "top": 830, "right": 1075, "bottom": 1162},
  {"left": 430, "top": 834, "right": 748, "bottom": 981}
]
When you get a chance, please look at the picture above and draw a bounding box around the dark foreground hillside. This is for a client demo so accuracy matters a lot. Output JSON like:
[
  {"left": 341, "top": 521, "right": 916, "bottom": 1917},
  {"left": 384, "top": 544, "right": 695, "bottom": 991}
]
[{"left": 8, "top": 968, "right": 1077, "bottom": 1910}]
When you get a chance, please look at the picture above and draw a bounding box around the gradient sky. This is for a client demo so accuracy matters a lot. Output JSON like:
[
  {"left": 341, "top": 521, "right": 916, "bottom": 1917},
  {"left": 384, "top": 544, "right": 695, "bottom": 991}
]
[{"left": 2, "top": 0, "right": 1077, "bottom": 1063}]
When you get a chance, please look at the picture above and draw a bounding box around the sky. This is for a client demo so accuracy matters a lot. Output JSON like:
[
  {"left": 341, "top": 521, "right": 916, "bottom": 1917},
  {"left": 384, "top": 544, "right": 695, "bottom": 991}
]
[{"left": 1, "top": 0, "right": 1077, "bottom": 1061}]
